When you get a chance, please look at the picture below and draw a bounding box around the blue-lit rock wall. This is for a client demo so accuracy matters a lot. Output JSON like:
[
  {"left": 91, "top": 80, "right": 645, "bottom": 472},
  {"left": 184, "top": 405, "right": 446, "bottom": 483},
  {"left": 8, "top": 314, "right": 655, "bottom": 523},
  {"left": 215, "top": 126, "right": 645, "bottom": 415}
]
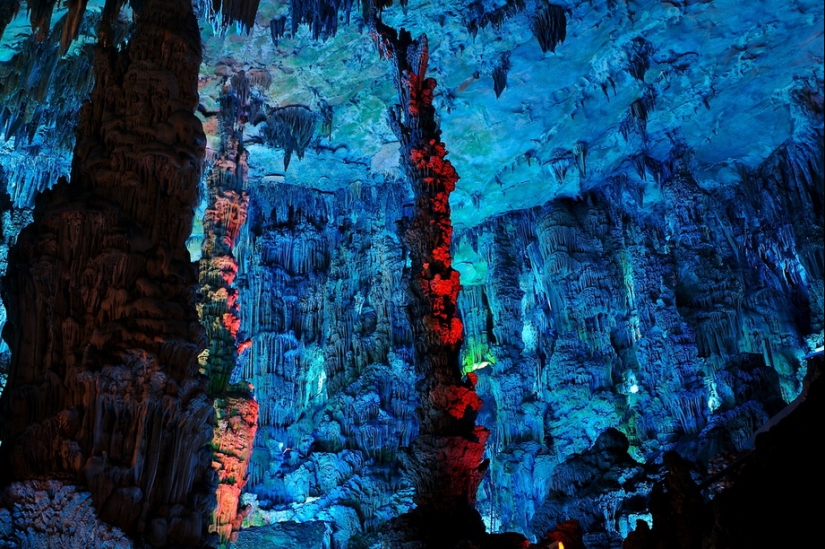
[
  {"left": 457, "top": 130, "right": 823, "bottom": 544},
  {"left": 226, "top": 121, "right": 821, "bottom": 547},
  {"left": 235, "top": 178, "right": 420, "bottom": 546}
]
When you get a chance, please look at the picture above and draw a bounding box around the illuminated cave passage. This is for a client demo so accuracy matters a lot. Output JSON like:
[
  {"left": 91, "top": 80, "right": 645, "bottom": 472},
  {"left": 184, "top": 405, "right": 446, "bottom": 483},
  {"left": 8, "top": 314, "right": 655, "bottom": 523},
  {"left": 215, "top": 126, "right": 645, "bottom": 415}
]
[{"left": 0, "top": 0, "right": 823, "bottom": 548}]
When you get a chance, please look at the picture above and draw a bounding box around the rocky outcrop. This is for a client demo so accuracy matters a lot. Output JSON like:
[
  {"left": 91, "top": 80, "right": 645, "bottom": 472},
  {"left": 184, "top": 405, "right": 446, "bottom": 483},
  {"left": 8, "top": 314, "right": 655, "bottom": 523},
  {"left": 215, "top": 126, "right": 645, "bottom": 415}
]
[
  {"left": 705, "top": 353, "right": 825, "bottom": 548},
  {"left": 531, "top": 429, "right": 644, "bottom": 547},
  {"left": 237, "top": 177, "right": 419, "bottom": 546},
  {"left": 0, "top": 0, "right": 215, "bottom": 545},
  {"left": 0, "top": 480, "right": 132, "bottom": 548},
  {"left": 211, "top": 389, "right": 259, "bottom": 543},
  {"left": 233, "top": 520, "right": 327, "bottom": 548},
  {"left": 623, "top": 355, "right": 825, "bottom": 548}
]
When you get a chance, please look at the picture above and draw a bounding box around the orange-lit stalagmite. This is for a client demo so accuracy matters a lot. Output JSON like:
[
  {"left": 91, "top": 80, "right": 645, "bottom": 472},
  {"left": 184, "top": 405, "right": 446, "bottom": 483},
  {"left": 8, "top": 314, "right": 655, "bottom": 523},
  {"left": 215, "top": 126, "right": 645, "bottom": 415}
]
[{"left": 198, "top": 72, "right": 259, "bottom": 544}]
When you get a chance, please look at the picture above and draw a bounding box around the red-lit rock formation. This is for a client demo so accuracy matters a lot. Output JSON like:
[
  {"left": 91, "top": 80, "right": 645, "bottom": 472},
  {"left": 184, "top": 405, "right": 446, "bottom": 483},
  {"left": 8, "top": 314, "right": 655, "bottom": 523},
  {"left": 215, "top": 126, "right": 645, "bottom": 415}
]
[
  {"left": 372, "top": 18, "right": 500, "bottom": 547},
  {"left": 0, "top": 0, "right": 215, "bottom": 545},
  {"left": 198, "top": 73, "right": 252, "bottom": 397},
  {"left": 211, "top": 389, "right": 258, "bottom": 543}
]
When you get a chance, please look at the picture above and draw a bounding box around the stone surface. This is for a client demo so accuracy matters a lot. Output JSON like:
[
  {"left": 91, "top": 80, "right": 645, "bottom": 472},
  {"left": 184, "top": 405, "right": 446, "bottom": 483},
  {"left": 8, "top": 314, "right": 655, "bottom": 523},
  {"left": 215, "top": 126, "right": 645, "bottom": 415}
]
[
  {"left": 234, "top": 520, "right": 327, "bottom": 548},
  {"left": 0, "top": 480, "right": 132, "bottom": 548},
  {"left": 0, "top": 0, "right": 215, "bottom": 545}
]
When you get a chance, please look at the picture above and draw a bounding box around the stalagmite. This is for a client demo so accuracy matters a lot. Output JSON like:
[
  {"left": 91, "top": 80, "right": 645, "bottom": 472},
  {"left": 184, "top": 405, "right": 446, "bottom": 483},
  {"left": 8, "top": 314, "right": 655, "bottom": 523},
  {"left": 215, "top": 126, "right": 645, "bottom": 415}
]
[
  {"left": 198, "top": 71, "right": 259, "bottom": 545},
  {"left": 370, "top": 13, "right": 531, "bottom": 547},
  {"left": 0, "top": 0, "right": 216, "bottom": 545}
]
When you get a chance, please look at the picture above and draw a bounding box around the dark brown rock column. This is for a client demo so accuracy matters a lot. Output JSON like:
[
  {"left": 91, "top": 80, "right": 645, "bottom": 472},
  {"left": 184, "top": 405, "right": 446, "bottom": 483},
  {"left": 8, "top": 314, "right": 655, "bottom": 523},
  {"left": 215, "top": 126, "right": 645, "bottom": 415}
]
[
  {"left": 372, "top": 21, "right": 492, "bottom": 547},
  {"left": 0, "top": 0, "right": 215, "bottom": 545}
]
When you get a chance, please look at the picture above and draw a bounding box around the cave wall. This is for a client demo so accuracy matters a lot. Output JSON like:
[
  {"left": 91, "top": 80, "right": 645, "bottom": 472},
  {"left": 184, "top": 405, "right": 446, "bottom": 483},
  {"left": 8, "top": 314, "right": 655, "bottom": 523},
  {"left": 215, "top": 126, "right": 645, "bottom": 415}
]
[
  {"left": 459, "top": 131, "right": 823, "bottom": 544},
  {"left": 225, "top": 84, "right": 822, "bottom": 546},
  {"left": 234, "top": 176, "right": 420, "bottom": 546}
]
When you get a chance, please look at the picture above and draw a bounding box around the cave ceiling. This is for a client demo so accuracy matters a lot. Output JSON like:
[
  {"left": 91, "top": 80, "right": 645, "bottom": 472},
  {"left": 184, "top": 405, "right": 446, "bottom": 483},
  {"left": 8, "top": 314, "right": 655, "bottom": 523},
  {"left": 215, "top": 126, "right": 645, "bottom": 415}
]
[
  {"left": 198, "top": 0, "right": 821, "bottom": 234},
  {"left": 1, "top": 0, "right": 821, "bottom": 233}
]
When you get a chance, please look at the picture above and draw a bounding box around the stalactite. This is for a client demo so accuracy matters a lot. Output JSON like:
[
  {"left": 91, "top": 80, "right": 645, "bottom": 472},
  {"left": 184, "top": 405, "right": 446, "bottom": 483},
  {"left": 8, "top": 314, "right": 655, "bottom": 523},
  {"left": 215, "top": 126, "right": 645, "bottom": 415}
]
[
  {"left": 0, "top": 0, "right": 21, "bottom": 40},
  {"left": 620, "top": 86, "right": 656, "bottom": 141},
  {"left": 532, "top": 2, "right": 566, "bottom": 54},
  {"left": 0, "top": 20, "right": 106, "bottom": 207},
  {"left": 260, "top": 105, "right": 317, "bottom": 169},
  {"left": 25, "top": 0, "right": 58, "bottom": 40},
  {"left": 60, "top": 0, "right": 91, "bottom": 53},
  {"left": 270, "top": 16, "right": 288, "bottom": 45},
  {"left": 492, "top": 52, "right": 510, "bottom": 99},
  {"left": 464, "top": 0, "right": 526, "bottom": 38},
  {"left": 625, "top": 37, "right": 654, "bottom": 82}
]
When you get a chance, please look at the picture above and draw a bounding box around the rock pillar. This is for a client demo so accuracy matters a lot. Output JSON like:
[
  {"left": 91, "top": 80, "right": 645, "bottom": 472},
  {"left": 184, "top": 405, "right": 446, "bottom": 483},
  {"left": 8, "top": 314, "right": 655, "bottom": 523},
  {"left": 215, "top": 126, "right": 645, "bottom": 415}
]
[{"left": 0, "top": 0, "right": 215, "bottom": 545}]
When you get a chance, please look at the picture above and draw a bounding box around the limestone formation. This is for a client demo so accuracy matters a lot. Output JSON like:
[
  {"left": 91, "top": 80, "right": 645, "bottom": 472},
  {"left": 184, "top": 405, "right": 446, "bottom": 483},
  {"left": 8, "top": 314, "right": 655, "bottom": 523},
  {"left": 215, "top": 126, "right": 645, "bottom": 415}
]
[
  {"left": 0, "top": 0, "right": 821, "bottom": 547},
  {"left": 0, "top": 0, "right": 215, "bottom": 545}
]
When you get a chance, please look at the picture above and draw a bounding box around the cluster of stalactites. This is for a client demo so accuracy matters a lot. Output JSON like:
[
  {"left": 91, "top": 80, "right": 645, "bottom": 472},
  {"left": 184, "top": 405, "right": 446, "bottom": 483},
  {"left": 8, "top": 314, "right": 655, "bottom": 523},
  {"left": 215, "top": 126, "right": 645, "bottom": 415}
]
[
  {"left": 291, "top": 0, "right": 356, "bottom": 41},
  {"left": 0, "top": 0, "right": 136, "bottom": 52},
  {"left": 197, "top": 0, "right": 262, "bottom": 34},
  {"left": 260, "top": 105, "right": 317, "bottom": 169}
]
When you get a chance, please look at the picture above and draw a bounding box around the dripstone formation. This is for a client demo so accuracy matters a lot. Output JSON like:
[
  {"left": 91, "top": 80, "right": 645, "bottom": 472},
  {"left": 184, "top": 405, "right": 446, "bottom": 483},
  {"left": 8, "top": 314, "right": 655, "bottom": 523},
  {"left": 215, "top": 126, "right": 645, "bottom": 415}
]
[
  {"left": 198, "top": 69, "right": 259, "bottom": 545},
  {"left": 0, "top": 0, "right": 214, "bottom": 545},
  {"left": 0, "top": 0, "right": 822, "bottom": 547},
  {"left": 371, "top": 19, "right": 494, "bottom": 547}
]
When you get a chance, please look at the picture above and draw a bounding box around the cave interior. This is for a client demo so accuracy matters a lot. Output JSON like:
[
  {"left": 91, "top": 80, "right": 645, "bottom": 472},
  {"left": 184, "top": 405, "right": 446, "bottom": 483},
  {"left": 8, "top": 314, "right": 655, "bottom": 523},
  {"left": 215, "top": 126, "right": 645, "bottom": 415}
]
[{"left": 0, "top": 0, "right": 822, "bottom": 547}]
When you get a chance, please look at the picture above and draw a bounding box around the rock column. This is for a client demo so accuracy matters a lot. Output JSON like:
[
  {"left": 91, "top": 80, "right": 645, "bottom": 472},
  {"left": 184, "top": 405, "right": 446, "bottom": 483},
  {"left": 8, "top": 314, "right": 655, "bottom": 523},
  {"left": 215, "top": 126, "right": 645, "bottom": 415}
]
[
  {"left": 198, "top": 71, "right": 259, "bottom": 545},
  {"left": 0, "top": 0, "right": 215, "bottom": 545},
  {"left": 373, "top": 20, "right": 490, "bottom": 546}
]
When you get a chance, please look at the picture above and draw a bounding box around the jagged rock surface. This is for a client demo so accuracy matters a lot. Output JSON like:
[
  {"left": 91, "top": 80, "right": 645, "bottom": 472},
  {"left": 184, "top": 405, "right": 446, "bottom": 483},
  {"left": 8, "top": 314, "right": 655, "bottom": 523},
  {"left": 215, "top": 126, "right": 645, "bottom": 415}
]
[
  {"left": 373, "top": 17, "right": 497, "bottom": 547},
  {"left": 530, "top": 429, "right": 643, "bottom": 547},
  {"left": 623, "top": 355, "right": 825, "bottom": 548},
  {"left": 460, "top": 122, "right": 823, "bottom": 540},
  {"left": 236, "top": 176, "right": 419, "bottom": 546},
  {"left": 0, "top": 480, "right": 132, "bottom": 548}
]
